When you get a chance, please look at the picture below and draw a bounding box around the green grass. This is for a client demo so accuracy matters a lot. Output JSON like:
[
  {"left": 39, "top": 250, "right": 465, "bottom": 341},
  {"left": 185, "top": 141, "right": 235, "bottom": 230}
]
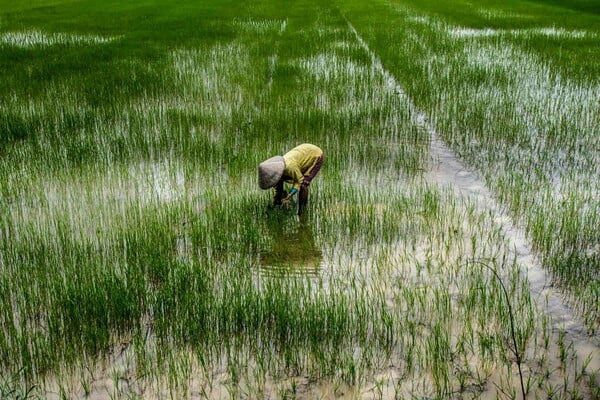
[{"left": 0, "top": 0, "right": 598, "bottom": 398}]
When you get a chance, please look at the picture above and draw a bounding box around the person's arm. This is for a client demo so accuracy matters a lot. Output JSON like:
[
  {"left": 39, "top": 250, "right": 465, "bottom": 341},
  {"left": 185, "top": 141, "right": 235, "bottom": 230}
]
[
  {"left": 284, "top": 188, "right": 298, "bottom": 200},
  {"left": 283, "top": 167, "right": 302, "bottom": 200}
]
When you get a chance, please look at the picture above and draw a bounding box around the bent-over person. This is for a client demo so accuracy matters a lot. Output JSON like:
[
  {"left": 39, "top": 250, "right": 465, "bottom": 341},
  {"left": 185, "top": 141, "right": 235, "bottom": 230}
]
[{"left": 258, "top": 143, "right": 324, "bottom": 215}]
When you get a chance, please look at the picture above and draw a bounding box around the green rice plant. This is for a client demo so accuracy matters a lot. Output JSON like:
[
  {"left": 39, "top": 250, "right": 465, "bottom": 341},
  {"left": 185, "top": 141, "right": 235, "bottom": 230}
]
[
  {"left": 0, "top": 369, "right": 38, "bottom": 400},
  {"left": 336, "top": 0, "right": 599, "bottom": 334},
  {"left": 467, "top": 259, "right": 528, "bottom": 398},
  {"left": 1, "top": 0, "right": 596, "bottom": 398}
]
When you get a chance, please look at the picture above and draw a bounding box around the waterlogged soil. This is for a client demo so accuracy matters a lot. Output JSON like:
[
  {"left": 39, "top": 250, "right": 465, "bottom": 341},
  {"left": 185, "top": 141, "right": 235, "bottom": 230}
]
[
  {"left": 347, "top": 15, "right": 599, "bottom": 384},
  {"left": 41, "top": 135, "right": 599, "bottom": 399},
  {"left": 258, "top": 212, "right": 323, "bottom": 277},
  {"left": 36, "top": 152, "right": 599, "bottom": 398},
  {"left": 427, "top": 136, "right": 600, "bottom": 375},
  {"left": 33, "top": 18, "right": 599, "bottom": 400}
]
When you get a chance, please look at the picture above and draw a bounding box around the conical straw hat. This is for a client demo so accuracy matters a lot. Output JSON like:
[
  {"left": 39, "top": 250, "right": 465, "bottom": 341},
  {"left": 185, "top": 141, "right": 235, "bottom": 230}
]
[{"left": 258, "top": 156, "right": 285, "bottom": 189}]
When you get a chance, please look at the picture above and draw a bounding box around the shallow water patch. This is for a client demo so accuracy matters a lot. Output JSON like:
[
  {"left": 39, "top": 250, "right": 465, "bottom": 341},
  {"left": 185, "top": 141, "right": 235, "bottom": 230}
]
[
  {"left": 0, "top": 30, "right": 119, "bottom": 48},
  {"left": 448, "top": 26, "right": 595, "bottom": 39},
  {"left": 127, "top": 160, "right": 186, "bottom": 204},
  {"left": 258, "top": 216, "right": 323, "bottom": 277},
  {"left": 476, "top": 8, "right": 533, "bottom": 20},
  {"left": 232, "top": 18, "right": 287, "bottom": 34}
]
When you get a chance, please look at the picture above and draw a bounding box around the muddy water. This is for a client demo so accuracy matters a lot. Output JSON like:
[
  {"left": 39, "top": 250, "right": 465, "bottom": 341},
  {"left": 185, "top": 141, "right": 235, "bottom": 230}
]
[
  {"left": 34, "top": 18, "right": 599, "bottom": 400},
  {"left": 427, "top": 135, "right": 600, "bottom": 371},
  {"left": 428, "top": 137, "right": 595, "bottom": 334},
  {"left": 258, "top": 215, "right": 322, "bottom": 276},
  {"left": 346, "top": 18, "right": 599, "bottom": 380}
]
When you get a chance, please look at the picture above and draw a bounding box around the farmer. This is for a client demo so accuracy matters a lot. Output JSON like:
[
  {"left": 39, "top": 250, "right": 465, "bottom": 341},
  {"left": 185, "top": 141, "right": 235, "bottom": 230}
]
[{"left": 258, "top": 143, "right": 324, "bottom": 214}]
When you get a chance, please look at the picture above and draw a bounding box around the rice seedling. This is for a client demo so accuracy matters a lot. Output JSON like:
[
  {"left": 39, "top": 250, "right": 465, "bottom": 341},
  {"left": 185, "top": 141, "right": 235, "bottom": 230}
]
[
  {"left": 336, "top": 0, "right": 599, "bottom": 336},
  {"left": 0, "top": 0, "right": 598, "bottom": 398}
]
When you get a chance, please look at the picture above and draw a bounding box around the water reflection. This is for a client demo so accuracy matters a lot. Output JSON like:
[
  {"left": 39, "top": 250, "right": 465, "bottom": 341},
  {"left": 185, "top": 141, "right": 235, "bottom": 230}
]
[{"left": 259, "top": 212, "right": 322, "bottom": 276}]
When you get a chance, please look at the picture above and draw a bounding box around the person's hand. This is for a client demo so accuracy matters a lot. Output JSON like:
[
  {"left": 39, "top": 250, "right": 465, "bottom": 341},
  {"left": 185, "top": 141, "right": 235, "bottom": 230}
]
[{"left": 281, "top": 193, "right": 293, "bottom": 208}]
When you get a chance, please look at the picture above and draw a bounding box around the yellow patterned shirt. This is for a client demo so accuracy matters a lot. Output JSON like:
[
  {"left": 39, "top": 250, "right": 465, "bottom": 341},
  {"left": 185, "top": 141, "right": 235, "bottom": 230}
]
[{"left": 282, "top": 144, "right": 323, "bottom": 191}]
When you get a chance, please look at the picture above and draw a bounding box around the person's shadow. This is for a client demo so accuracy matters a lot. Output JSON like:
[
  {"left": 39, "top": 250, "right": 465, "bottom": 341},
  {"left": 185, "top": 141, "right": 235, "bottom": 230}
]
[{"left": 259, "top": 210, "right": 322, "bottom": 276}]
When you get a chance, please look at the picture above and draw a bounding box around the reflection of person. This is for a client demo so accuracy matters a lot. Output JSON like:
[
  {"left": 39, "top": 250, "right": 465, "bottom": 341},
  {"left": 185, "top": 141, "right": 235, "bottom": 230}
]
[
  {"left": 260, "top": 212, "right": 322, "bottom": 274},
  {"left": 258, "top": 143, "right": 324, "bottom": 214}
]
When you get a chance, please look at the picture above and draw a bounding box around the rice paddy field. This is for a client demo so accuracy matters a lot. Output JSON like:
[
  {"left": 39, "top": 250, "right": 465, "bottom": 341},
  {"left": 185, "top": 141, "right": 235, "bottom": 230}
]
[{"left": 0, "top": 0, "right": 598, "bottom": 398}]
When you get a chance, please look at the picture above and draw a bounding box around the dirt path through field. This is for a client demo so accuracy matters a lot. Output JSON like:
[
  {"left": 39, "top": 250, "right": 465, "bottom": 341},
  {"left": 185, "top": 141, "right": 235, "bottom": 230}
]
[{"left": 345, "top": 18, "right": 600, "bottom": 380}]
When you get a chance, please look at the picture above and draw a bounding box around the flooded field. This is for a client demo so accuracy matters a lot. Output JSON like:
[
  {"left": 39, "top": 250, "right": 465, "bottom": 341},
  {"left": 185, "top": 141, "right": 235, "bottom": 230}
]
[{"left": 1, "top": 0, "right": 598, "bottom": 398}]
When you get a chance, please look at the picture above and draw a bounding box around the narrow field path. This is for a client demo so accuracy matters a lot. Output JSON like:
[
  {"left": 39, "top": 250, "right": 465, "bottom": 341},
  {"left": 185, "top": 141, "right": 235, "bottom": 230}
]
[{"left": 345, "top": 18, "right": 600, "bottom": 377}]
